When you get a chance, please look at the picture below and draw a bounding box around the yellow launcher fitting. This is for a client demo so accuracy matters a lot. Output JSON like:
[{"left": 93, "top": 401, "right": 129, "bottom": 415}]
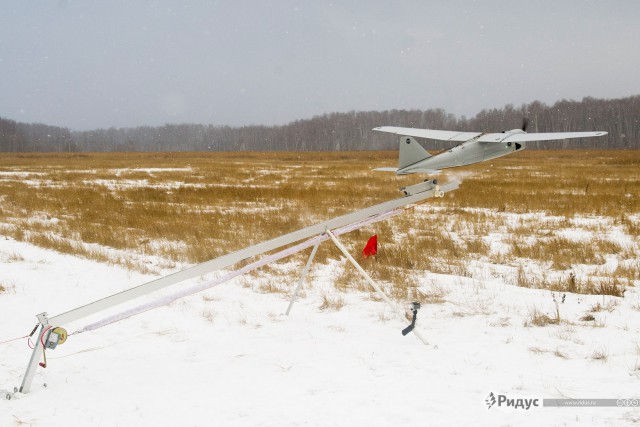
[{"left": 52, "top": 327, "right": 68, "bottom": 345}]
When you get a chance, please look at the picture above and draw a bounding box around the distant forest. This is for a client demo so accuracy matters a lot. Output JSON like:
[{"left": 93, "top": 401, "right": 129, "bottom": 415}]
[{"left": 1, "top": 95, "right": 638, "bottom": 152}]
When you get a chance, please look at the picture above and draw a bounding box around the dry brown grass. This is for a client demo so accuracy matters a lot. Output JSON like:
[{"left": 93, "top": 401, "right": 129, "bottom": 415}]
[
  {"left": 318, "top": 293, "right": 346, "bottom": 311},
  {"left": 528, "top": 346, "right": 570, "bottom": 359},
  {"left": 590, "top": 347, "right": 609, "bottom": 362},
  {"left": 1, "top": 150, "right": 639, "bottom": 297},
  {"left": 507, "top": 235, "right": 628, "bottom": 270},
  {"left": 514, "top": 268, "right": 628, "bottom": 297},
  {"left": 446, "top": 150, "right": 640, "bottom": 218},
  {"left": 580, "top": 313, "right": 596, "bottom": 322},
  {"left": 257, "top": 281, "right": 288, "bottom": 295},
  {"left": 5, "top": 252, "right": 24, "bottom": 262},
  {"left": 524, "top": 303, "right": 562, "bottom": 327},
  {"left": 525, "top": 310, "right": 560, "bottom": 327},
  {"left": 418, "top": 282, "right": 448, "bottom": 304}
]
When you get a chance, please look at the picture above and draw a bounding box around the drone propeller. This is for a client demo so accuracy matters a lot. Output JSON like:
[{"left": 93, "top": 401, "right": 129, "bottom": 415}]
[{"left": 521, "top": 117, "right": 530, "bottom": 132}]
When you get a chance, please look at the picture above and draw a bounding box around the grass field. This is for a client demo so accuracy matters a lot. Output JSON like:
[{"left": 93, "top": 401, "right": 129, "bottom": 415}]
[{"left": 0, "top": 150, "right": 638, "bottom": 299}]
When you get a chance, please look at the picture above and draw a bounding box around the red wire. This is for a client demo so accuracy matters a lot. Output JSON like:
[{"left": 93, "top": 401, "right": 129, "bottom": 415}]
[
  {"left": 37, "top": 326, "right": 53, "bottom": 369},
  {"left": 1, "top": 325, "right": 54, "bottom": 350},
  {"left": 0, "top": 325, "right": 55, "bottom": 351},
  {"left": 40, "top": 326, "right": 52, "bottom": 347},
  {"left": 0, "top": 335, "right": 28, "bottom": 345}
]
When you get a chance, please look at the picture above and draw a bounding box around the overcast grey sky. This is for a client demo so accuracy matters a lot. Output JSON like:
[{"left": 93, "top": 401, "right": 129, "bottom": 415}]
[{"left": 1, "top": 1, "right": 639, "bottom": 130}]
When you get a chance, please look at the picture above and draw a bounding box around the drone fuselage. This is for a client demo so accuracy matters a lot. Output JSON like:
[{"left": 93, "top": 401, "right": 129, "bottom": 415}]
[{"left": 399, "top": 132, "right": 525, "bottom": 174}]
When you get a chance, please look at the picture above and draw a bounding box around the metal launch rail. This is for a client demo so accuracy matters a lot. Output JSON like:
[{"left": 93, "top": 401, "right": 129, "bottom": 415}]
[{"left": 18, "top": 181, "right": 458, "bottom": 393}]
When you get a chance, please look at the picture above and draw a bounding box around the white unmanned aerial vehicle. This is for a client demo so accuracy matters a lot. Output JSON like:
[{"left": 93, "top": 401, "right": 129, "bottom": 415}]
[{"left": 374, "top": 119, "right": 607, "bottom": 195}]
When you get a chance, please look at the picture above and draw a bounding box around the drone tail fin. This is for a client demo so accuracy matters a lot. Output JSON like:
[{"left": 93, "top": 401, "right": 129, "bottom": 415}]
[{"left": 399, "top": 136, "right": 431, "bottom": 169}]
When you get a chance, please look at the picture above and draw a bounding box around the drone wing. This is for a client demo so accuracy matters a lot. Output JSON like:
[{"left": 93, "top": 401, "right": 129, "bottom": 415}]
[
  {"left": 499, "top": 131, "right": 608, "bottom": 142},
  {"left": 373, "top": 126, "right": 481, "bottom": 142},
  {"left": 374, "top": 126, "right": 607, "bottom": 143}
]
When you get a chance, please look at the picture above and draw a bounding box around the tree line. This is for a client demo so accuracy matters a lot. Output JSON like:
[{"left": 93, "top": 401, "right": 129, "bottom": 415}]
[{"left": 1, "top": 95, "right": 638, "bottom": 152}]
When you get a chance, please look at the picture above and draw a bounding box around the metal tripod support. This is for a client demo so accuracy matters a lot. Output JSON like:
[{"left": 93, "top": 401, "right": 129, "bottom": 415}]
[
  {"left": 285, "top": 241, "right": 320, "bottom": 315},
  {"left": 286, "top": 229, "right": 428, "bottom": 345},
  {"left": 19, "top": 313, "right": 49, "bottom": 393}
]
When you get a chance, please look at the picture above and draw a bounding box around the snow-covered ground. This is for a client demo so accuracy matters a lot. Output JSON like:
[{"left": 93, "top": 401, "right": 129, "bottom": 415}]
[{"left": 1, "top": 230, "right": 639, "bottom": 426}]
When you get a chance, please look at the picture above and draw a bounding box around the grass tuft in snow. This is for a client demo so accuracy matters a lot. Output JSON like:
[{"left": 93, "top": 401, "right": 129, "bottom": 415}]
[
  {"left": 590, "top": 347, "right": 609, "bottom": 362},
  {"left": 0, "top": 280, "right": 14, "bottom": 294},
  {"left": 319, "top": 293, "right": 346, "bottom": 311},
  {"left": 524, "top": 303, "right": 561, "bottom": 327},
  {"left": 257, "top": 281, "right": 288, "bottom": 295},
  {"left": 418, "top": 282, "right": 449, "bottom": 304},
  {"left": 201, "top": 308, "right": 216, "bottom": 323}
]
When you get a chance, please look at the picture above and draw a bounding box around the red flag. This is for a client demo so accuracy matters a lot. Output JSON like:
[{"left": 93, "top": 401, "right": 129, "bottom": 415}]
[{"left": 362, "top": 235, "right": 378, "bottom": 257}]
